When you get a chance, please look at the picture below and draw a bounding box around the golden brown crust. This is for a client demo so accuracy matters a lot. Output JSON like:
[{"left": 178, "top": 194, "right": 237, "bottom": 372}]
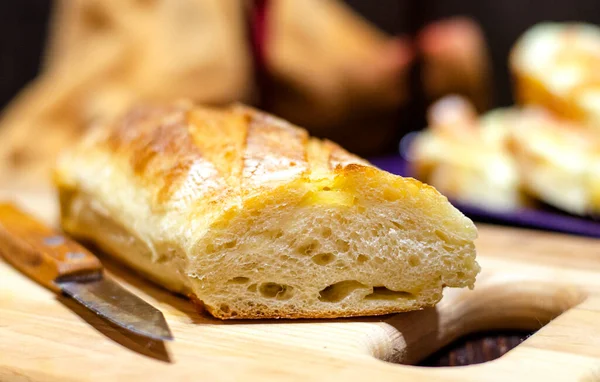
[
  {"left": 105, "top": 103, "right": 202, "bottom": 204},
  {"left": 235, "top": 105, "right": 310, "bottom": 191},
  {"left": 204, "top": 300, "right": 430, "bottom": 320},
  {"left": 78, "top": 102, "right": 378, "bottom": 209}
]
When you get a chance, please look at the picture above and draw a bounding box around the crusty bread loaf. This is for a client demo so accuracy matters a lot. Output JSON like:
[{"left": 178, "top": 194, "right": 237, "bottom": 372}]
[
  {"left": 510, "top": 22, "right": 600, "bottom": 127},
  {"left": 409, "top": 95, "right": 528, "bottom": 212},
  {"left": 53, "top": 101, "right": 479, "bottom": 319}
]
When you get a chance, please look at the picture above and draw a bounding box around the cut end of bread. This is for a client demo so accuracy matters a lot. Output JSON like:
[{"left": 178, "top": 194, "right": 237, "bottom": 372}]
[{"left": 190, "top": 165, "right": 479, "bottom": 319}]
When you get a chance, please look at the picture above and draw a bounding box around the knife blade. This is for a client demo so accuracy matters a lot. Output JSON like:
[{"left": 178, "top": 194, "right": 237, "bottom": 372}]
[{"left": 0, "top": 203, "right": 173, "bottom": 341}]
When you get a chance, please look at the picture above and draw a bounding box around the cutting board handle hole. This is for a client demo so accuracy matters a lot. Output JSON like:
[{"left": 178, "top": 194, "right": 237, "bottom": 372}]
[
  {"left": 417, "top": 329, "right": 534, "bottom": 366},
  {"left": 377, "top": 280, "right": 587, "bottom": 366}
]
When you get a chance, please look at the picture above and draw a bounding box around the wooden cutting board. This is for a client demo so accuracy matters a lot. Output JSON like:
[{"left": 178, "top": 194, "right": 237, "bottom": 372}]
[{"left": 1, "top": 196, "right": 600, "bottom": 381}]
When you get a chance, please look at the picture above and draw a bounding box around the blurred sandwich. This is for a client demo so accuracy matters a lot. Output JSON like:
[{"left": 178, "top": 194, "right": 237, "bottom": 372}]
[
  {"left": 411, "top": 95, "right": 600, "bottom": 217},
  {"left": 508, "top": 107, "right": 600, "bottom": 216},
  {"left": 409, "top": 95, "right": 528, "bottom": 211}
]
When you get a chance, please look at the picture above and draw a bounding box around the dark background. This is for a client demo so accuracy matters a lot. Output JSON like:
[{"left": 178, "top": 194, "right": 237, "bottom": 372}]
[
  {"left": 344, "top": 0, "right": 600, "bottom": 109},
  {"left": 0, "top": 1, "right": 52, "bottom": 110},
  {"left": 3, "top": 1, "right": 600, "bottom": 122}
]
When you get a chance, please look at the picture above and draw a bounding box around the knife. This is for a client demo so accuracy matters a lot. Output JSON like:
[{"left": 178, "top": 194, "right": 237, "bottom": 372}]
[{"left": 0, "top": 203, "right": 173, "bottom": 341}]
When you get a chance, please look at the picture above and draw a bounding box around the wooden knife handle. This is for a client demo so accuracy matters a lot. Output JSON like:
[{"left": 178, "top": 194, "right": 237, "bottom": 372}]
[{"left": 0, "top": 203, "right": 102, "bottom": 292}]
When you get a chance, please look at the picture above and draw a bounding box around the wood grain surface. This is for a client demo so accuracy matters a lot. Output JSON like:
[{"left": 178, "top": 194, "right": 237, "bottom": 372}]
[{"left": 1, "top": 197, "right": 600, "bottom": 381}]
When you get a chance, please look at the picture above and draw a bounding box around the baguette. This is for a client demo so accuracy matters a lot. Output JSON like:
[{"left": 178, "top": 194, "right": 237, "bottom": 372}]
[{"left": 54, "top": 101, "right": 479, "bottom": 319}]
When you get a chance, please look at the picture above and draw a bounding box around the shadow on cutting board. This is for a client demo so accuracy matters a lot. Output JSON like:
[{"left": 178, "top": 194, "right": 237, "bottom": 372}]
[{"left": 57, "top": 295, "right": 172, "bottom": 363}]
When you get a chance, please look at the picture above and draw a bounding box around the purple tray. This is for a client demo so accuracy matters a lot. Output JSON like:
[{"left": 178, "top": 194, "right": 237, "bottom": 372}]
[{"left": 369, "top": 155, "right": 600, "bottom": 239}]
